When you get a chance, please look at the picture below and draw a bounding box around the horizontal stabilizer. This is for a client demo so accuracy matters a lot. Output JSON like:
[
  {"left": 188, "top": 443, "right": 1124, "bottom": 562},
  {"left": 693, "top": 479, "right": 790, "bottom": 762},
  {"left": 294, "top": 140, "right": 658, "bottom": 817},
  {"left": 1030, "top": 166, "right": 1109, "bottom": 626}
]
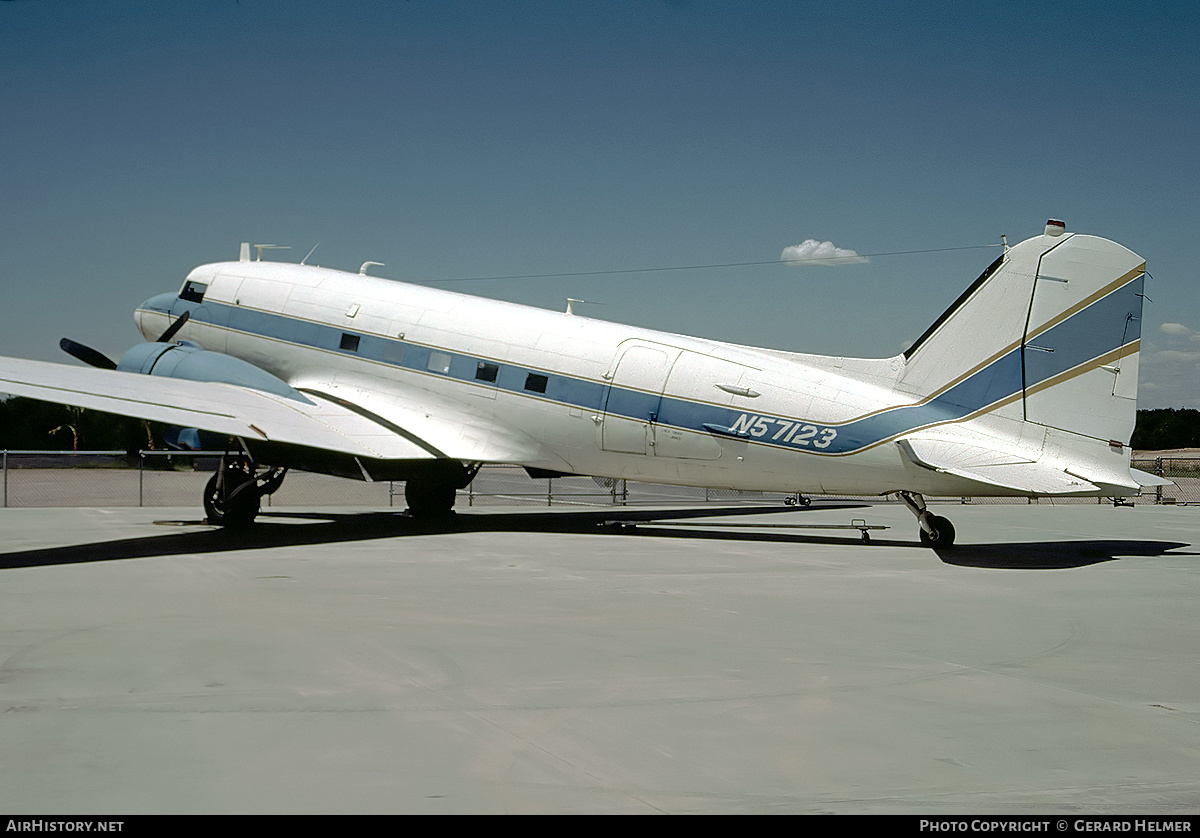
[
  {"left": 898, "top": 436, "right": 1098, "bottom": 495},
  {"left": 1130, "top": 468, "right": 1173, "bottom": 488}
]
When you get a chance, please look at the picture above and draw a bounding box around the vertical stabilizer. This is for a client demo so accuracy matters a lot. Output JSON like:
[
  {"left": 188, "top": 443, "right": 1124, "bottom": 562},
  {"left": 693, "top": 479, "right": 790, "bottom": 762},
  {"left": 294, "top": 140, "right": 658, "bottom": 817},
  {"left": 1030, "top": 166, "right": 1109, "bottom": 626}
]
[{"left": 900, "top": 224, "right": 1145, "bottom": 445}]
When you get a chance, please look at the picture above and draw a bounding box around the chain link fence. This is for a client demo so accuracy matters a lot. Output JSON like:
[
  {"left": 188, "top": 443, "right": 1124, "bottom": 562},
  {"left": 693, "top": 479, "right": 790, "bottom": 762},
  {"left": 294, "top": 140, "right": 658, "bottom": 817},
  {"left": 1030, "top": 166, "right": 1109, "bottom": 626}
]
[
  {"left": 1133, "top": 457, "right": 1200, "bottom": 505},
  {"left": 0, "top": 450, "right": 1192, "bottom": 509}
]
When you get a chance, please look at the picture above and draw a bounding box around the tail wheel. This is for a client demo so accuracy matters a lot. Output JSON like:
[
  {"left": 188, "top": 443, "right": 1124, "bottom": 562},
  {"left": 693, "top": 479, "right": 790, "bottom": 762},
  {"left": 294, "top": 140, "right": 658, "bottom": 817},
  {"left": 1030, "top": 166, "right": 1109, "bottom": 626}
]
[{"left": 918, "top": 515, "right": 955, "bottom": 548}]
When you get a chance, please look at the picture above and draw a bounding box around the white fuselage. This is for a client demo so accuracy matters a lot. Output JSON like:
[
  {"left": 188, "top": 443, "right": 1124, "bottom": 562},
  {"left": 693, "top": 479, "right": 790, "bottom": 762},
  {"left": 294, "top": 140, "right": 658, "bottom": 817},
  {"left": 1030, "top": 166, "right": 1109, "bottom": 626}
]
[{"left": 132, "top": 259, "right": 1073, "bottom": 497}]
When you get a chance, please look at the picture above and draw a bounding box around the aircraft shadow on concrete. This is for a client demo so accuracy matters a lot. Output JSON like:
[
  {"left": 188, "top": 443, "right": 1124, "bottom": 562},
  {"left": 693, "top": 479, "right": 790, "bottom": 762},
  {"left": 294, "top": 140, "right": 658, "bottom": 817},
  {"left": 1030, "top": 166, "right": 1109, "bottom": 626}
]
[{"left": 0, "top": 503, "right": 1190, "bottom": 571}]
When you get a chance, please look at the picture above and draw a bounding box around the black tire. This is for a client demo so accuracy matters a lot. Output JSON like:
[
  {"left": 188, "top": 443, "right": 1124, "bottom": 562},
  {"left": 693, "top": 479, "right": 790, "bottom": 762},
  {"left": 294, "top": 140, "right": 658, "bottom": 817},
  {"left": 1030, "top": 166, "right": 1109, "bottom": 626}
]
[
  {"left": 918, "top": 514, "right": 955, "bottom": 548},
  {"left": 404, "top": 479, "right": 458, "bottom": 518},
  {"left": 204, "top": 472, "right": 261, "bottom": 527}
]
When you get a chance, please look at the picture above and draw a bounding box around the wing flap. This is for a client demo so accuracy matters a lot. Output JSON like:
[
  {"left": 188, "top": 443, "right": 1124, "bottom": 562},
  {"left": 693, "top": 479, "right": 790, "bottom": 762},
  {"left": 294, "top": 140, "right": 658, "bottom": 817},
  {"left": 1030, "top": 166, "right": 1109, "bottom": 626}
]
[{"left": 0, "top": 357, "right": 435, "bottom": 461}]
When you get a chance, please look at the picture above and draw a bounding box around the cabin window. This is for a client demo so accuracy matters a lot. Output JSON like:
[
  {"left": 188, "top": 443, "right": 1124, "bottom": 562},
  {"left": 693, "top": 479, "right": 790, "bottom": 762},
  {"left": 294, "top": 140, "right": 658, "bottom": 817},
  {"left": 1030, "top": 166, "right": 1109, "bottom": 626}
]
[
  {"left": 382, "top": 341, "right": 405, "bottom": 365},
  {"left": 180, "top": 281, "right": 207, "bottom": 303},
  {"left": 524, "top": 372, "right": 548, "bottom": 394},
  {"left": 428, "top": 351, "right": 452, "bottom": 374},
  {"left": 475, "top": 362, "right": 499, "bottom": 383},
  {"left": 340, "top": 333, "right": 360, "bottom": 352}
]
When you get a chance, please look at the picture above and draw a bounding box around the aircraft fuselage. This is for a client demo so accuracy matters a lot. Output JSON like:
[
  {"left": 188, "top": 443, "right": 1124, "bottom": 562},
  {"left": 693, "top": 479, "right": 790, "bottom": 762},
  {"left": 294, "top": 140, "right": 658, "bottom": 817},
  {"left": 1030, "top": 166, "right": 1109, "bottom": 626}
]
[{"left": 133, "top": 257, "right": 1062, "bottom": 498}]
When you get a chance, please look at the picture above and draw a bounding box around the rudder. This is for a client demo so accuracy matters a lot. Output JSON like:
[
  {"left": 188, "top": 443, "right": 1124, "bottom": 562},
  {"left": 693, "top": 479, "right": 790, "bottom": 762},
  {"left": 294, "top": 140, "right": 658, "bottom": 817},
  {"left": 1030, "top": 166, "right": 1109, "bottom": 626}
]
[{"left": 1020, "top": 231, "right": 1144, "bottom": 444}]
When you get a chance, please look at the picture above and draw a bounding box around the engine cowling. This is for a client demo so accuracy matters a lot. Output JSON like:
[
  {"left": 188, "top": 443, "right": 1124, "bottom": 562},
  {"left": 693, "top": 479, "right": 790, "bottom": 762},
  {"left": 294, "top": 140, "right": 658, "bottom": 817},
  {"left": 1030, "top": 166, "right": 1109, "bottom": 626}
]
[
  {"left": 115, "top": 343, "right": 311, "bottom": 450},
  {"left": 116, "top": 342, "right": 308, "bottom": 402}
]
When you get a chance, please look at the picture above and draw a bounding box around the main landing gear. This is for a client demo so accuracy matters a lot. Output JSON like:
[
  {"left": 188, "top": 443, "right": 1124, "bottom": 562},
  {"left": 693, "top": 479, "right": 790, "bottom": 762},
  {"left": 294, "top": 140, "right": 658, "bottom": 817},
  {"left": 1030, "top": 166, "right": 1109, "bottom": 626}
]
[
  {"left": 204, "top": 455, "right": 287, "bottom": 527},
  {"left": 403, "top": 461, "right": 478, "bottom": 519},
  {"left": 899, "top": 491, "right": 955, "bottom": 548}
]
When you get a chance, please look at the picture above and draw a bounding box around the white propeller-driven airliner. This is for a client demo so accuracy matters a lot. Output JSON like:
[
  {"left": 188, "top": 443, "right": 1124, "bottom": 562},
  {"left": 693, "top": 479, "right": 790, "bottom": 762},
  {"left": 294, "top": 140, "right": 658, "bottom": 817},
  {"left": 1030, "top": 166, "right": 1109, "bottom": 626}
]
[{"left": 0, "top": 220, "right": 1165, "bottom": 546}]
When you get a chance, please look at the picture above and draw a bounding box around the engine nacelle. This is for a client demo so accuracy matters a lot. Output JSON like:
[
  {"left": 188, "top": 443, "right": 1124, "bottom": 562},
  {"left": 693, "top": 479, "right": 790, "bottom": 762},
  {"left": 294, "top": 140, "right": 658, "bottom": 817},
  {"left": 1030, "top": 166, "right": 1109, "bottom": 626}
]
[{"left": 116, "top": 342, "right": 309, "bottom": 402}]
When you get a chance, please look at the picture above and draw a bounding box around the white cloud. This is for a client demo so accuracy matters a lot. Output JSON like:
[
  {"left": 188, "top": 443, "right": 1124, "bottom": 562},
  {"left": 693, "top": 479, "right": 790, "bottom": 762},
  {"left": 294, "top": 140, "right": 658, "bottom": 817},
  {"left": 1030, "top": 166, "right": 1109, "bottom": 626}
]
[
  {"left": 1152, "top": 349, "right": 1200, "bottom": 363},
  {"left": 1138, "top": 342, "right": 1200, "bottom": 407},
  {"left": 780, "top": 239, "right": 869, "bottom": 267},
  {"left": 1159, "top": 322, "right": 1193, "bottom": 336}
]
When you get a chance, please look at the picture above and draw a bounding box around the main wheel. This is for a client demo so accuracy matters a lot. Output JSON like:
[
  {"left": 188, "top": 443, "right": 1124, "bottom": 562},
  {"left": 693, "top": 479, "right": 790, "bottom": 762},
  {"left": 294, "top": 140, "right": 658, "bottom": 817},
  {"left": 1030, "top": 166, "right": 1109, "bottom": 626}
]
[
  {"left": 404, "top": 479, "right": 458, "bottom": 518},
  {"left": 918, "top": 514, "right": 955, "bottom": 548},
  {"left": 204, "top": 471, "right": 261, "bottom": 527}
]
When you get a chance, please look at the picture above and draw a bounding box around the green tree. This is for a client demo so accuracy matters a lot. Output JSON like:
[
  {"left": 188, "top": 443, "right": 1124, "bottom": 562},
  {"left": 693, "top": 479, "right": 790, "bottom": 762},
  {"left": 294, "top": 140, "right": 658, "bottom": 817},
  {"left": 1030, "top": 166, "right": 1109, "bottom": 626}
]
[
  {"left": 0, "top": 397, "right": 154, "bottom": 451},
  {"left": 1131, "top": 408, "right": 1200, "bottom": 450}
]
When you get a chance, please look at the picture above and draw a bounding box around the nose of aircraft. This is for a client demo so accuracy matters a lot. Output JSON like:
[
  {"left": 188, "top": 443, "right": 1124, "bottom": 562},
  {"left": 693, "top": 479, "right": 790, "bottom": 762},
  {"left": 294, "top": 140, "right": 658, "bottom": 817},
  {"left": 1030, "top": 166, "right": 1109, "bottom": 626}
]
[
  {"left": 134, "top": 292, "right": 179, "bottom": 341},
  {"left": 139, "top": 292, "right": 177, "bottom": 313}
]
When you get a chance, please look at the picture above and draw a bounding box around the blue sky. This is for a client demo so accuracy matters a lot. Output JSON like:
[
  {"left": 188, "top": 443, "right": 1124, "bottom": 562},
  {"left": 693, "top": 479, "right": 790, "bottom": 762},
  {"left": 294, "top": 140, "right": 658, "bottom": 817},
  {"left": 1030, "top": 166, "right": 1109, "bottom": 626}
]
[{"left": 2, "top": 0, "right": 1198, "bottom": 407}]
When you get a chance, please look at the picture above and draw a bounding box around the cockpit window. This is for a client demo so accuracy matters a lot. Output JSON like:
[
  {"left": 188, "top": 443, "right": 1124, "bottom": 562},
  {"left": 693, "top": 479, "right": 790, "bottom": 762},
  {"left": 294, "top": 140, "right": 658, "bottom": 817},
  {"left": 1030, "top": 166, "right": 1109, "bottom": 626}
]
[{"left": 180, "top": 280, "right": 207, "bottom": 303}]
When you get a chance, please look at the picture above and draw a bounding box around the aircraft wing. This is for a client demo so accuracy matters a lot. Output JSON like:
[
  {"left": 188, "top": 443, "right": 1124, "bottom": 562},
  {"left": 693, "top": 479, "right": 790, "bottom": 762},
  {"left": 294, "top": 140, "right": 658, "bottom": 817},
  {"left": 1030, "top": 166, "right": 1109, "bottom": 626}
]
[{"left": 0, "top": 357, "right": 437, "bottom": 461}]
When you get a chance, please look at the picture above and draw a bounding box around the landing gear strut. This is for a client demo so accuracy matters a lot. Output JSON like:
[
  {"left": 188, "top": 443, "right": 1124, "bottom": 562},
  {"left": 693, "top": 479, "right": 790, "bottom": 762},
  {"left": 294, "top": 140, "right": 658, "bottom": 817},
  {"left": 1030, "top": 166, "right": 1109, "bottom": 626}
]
[
  {"left": 899, "top": 491, "right": 955, "bottom": 548},
  {"left": 203, "top": 455, "right": 286, "bottom": 527}
]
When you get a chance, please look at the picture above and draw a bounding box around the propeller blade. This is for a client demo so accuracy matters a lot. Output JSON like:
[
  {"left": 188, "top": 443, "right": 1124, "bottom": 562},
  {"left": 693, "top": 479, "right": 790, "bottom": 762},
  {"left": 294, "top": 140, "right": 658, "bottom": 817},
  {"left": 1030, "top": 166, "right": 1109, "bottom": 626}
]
[
  {"left": 59, "top": 338, "right": 118, "bottom": 370},
  {"left": 157, "top": 311, "right": 190, "bottom": 343}
]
